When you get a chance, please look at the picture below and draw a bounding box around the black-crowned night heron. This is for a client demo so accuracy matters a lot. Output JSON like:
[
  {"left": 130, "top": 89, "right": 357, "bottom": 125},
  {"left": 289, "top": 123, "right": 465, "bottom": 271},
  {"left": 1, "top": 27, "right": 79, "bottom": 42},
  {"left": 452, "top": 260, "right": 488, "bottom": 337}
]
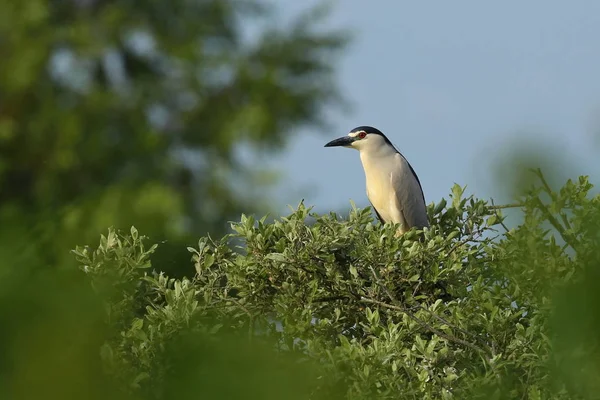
[{"left": 324, "top": 126, "right": 429, "bottom": 235}]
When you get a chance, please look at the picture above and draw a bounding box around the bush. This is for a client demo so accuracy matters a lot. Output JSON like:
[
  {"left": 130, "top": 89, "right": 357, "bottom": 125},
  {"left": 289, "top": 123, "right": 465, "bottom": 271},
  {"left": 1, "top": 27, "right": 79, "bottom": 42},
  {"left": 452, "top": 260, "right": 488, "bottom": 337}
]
[{"left": 4, "top": 171, "right": 599, "bottom": 399}]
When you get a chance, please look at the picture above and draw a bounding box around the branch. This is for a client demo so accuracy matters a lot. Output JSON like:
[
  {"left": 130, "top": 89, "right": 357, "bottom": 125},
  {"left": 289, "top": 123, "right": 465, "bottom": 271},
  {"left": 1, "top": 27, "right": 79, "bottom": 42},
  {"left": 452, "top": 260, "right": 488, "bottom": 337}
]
[
  {"left": 490, "top": 198, "right": 511, "bottom": 233},
  {"left": 412, "top": 304, "right": 494, "bottom": 354},
  {"left": 313, "top": 295, "right": 350, "bottom": 303},
  {"left": 535, "top": 198, "right": 580, "bottom": 252},
  {"left": 366, "top": 267, "right": 492, "bottom": 357},
  {"left": 537, "top": 179, "right": 575, "bottom": 235},
  {"left": 533, "top": 168, "right": 580, "bottom": 251},
  {"left": 360, "top": 297, "right": 491, "bottom": 356},
  {"left": 446, "top": 227, "right": 487, "bottom": 257},
  {"left": 487, "top": 203, "right": 523, "bottom": 210},
  {"left": 231, "top": 298, "right": 254, "bottom": 342},
  {"left": 559, "top": 212, "right": 574, "bottom": 234},
  {"left": 535, "top": 168, "right": 555, "bottom": 200}
]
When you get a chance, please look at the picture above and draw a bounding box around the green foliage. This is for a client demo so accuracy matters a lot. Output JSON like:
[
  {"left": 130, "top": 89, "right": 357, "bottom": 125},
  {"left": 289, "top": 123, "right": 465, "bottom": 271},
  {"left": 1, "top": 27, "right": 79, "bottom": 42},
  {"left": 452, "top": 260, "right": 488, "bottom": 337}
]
[
  {"left": 0, "top": 0, "right": 347, "bottom": 271},
  {"left": 4, "top": 172, "right": 581, "bottom": 399},
  {"left": 1, "top": 171, "right": 598, "bottom": 399}
]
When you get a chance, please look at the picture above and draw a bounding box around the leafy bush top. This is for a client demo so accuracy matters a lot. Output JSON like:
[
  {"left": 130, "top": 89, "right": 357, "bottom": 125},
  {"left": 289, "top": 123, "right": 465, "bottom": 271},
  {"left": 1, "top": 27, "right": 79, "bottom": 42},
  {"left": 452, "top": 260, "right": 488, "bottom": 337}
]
[{"left": 68, "top": 171, "right": 600, "bottom": 399}]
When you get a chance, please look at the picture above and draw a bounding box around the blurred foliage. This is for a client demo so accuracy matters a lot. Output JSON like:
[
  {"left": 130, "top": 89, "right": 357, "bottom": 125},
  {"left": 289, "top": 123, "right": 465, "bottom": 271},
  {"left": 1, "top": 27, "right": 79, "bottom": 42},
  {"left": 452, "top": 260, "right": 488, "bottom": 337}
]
[
  {"left": 2, "top": 171, "right": 598, "bottom": 399},
  {"left": 489, "top": 135, "right": 585, "bottom": 201},
  {"left": 0, "top": 0, "right": 347, "bottom": 273}
]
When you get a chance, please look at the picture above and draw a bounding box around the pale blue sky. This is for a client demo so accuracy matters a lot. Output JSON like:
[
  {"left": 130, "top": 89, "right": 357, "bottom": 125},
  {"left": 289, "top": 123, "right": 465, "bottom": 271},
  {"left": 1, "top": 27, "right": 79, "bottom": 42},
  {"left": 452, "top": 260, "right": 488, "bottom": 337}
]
[{"left": 269, "top": 0, "right": 600, "bottom": 215}]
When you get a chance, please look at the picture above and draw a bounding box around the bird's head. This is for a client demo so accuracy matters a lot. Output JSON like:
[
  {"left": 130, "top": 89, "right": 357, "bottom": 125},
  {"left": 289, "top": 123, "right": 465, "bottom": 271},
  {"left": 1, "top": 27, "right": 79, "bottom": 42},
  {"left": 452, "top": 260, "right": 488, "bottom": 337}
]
[{"left": 324, "top": 126, "right": 394, "bottom": 154}]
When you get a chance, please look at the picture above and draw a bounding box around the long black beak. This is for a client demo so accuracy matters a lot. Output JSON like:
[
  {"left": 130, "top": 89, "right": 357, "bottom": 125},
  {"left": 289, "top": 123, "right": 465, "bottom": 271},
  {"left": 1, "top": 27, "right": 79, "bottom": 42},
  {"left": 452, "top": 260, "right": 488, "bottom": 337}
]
[{"left": 324, "top": 136, "right": 354, "bottom": 148}]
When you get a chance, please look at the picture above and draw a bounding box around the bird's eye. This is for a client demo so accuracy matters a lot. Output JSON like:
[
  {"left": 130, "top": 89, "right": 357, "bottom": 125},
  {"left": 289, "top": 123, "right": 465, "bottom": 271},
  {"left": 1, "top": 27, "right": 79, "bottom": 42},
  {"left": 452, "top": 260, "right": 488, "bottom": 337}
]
[{"left": 358, "top": 132, "right": 367, "bottom": 139}]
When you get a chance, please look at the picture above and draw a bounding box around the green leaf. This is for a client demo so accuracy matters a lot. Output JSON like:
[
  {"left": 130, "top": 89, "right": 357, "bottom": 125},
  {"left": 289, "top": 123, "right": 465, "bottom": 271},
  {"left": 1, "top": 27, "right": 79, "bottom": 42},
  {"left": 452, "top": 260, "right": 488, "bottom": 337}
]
[
  {"left": 131, "top": 318, "right": 144, "bottom": 331},
  {"left": 434, "top": 198, "right": 447, "bottom": 214},
  {"left": 486, "top": 214, "right": 498, "bottom": 226},
  {"left": 204, "top": 253, "right": 215, "bottom": 268},
  {"left": 265, "top": 253, "right": 286, "bottom": 262}
]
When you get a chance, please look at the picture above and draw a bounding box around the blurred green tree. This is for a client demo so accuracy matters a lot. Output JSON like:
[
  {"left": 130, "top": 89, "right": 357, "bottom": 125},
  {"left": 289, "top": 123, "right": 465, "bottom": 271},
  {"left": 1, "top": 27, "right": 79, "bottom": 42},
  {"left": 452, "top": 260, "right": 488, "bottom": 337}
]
[{"left": 0, "top": 0, "right": 347, "bottom": 273}]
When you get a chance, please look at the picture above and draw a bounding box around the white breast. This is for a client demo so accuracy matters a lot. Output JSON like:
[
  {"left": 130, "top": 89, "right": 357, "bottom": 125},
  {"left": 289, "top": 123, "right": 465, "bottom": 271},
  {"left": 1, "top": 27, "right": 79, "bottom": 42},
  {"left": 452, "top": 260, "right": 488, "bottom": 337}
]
[{"left": 360, "top": 152, "right": 405, "bottom": 225}]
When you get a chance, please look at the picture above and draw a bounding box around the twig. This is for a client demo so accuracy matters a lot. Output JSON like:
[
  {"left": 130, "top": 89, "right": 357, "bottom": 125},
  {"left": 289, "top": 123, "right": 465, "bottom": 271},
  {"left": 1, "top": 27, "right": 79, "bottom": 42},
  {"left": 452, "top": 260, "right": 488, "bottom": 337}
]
[
  {"left": 446, "top": 227, "right": 486, "bottom": 257},
  {"left": 313, "top": 295, "right": 350, "bottom": 303},
  {"left": 231, "top": 298, "right": 254, "bottom": 342},
  {"left": 369, "top": 266, "right": 399, "bottom": 303},
  {"left": 367, "top": 267, "right": 491, "bottom": 357},
  {"left": 412, "top": 281, "right": 422, "bottom": 298},
  {"left": 360, "top": 297, "right": 490, "bottom": 356},
  {"left": 534, "top": 168, "right": 576, "bottom": 235},
  {"left": 490, "top": 198, "right": 511, "bottom": 233},
  {"left": 534, "top": 168, "right": 579, "bottom": 250},
  {"left": 535, "top": 168, "right": 555, "bottom": 200},
  {"left": 412, "top": 304, "right": 494, "bottom": 354},
  {"left": 535, "top": 198, "right": 580, "bottom": 252},
  {"left": 486, "top": 203, "right": 523, "bottom": 210},
  {"left": 559, "top": 212, "right": 574, "bottom": 234}
]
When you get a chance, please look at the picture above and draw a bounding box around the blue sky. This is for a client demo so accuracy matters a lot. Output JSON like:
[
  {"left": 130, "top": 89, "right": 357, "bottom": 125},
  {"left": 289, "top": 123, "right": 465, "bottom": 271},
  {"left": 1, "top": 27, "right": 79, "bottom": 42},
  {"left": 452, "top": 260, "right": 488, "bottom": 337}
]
[{"left": 268, "top": 0, "right": 600, "bottom": 215}]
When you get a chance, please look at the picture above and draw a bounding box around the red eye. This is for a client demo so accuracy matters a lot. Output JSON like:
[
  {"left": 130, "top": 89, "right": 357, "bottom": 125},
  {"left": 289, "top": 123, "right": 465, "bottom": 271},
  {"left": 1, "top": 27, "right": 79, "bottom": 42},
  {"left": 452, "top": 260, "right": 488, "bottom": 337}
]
[{"left": 358, "top": 131, "right": 367, "bottom": 139}]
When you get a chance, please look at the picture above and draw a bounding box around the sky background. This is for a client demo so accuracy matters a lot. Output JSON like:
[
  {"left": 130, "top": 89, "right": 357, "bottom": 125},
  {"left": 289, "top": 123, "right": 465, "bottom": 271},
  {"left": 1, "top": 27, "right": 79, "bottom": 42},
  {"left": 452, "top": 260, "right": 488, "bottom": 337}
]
[{"left": 266, "top": 0, "right": 600, "bottom": 216}]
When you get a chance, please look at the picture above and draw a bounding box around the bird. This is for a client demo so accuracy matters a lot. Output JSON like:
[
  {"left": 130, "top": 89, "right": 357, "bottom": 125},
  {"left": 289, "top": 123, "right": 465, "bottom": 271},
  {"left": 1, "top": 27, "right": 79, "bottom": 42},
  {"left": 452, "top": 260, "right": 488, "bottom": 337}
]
[{"left": 324, "top": 126, "right": 429, "bottom": 235}]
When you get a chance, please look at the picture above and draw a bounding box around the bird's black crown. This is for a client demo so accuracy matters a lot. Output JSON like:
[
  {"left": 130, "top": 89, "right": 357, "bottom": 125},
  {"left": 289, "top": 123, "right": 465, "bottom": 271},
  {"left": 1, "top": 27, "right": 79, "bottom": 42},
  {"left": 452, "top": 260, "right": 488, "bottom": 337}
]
[
  {"left": 350, "top": 126, "right": 385, "bottom": 136},
  {"left": 350, "top": 125, "right": 395, "bottom": 148}
]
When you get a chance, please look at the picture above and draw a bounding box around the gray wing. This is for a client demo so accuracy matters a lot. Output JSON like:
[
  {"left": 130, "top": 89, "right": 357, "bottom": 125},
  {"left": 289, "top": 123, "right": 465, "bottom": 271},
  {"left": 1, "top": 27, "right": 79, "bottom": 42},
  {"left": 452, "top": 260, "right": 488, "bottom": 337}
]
[{"left": 391, "top": 154, "right": 429, "bottom": 230}]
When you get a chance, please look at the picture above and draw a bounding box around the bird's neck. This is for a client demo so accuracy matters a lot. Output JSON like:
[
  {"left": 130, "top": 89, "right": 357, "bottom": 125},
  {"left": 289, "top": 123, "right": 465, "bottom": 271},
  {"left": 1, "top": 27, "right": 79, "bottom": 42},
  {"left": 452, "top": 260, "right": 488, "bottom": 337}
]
[{"left": 359, "top": 146, "right": 398, "bottom": 168}]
